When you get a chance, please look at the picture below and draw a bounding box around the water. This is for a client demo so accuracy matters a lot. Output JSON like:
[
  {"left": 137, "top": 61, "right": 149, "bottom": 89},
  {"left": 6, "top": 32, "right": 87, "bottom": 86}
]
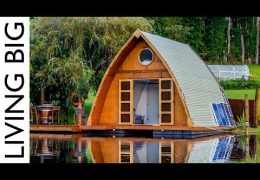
[{"left": 30, "top": 134, "right": 260, "bottom": 163}]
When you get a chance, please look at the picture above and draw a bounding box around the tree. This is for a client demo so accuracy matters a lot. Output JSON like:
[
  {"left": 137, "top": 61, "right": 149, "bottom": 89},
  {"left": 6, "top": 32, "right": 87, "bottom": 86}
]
[
  {"left": 181, "top": 17, "right": 206, "bottom": 56},
  {"left": 256, "top": 17, "right": 260, "bottom": 64},
  {"left": 227, "top": 17, "right": 232, "bottom": 56},
  {"left": 240, "top": 23, "right": 246, "bottom": 64},
  {"left": 231, "top": 17, "right": 251, "bottom": 64},
  {"left": 148, "top": 17, "right": 191, "bottom": 42},
  {"left": 30, "top": 17, "right": 153, "bottom": 110},
  {"left": 204, "top": 17, "right": 227, "bottom": 61},
  {"left": 82, "top": 17, "right": 153, "bottom": 90}
]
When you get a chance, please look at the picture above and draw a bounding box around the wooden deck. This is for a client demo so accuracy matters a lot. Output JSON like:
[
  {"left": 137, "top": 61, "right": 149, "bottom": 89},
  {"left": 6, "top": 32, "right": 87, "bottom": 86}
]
[
  {"left": 30, "top": 125, "right": 81, "bottom": 133},
  {"left": 30, "top": 124, "right": 235, "bottom": 134}
]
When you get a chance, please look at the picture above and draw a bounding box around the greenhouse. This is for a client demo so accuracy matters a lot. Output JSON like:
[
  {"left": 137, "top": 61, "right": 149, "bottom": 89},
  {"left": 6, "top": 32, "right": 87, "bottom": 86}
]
[{"left": 208, "top": 65, "right": 250, "bottom": 81}]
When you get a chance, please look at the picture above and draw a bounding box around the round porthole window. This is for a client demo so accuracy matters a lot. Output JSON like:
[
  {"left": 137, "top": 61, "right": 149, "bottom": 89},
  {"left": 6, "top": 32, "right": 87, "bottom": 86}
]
[{"left": 138, "top": 48, "right": 154, "bottom": 65}]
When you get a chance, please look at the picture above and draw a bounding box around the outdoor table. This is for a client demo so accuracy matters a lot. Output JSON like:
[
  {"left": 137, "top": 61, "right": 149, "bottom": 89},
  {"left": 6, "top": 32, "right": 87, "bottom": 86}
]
[{"left": 34, "top": 105, "right": 61, "bottom": 125}]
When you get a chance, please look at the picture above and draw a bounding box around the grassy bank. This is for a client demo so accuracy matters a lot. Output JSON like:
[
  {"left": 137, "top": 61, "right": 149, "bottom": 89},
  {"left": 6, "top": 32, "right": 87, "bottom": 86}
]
[
  {"left": 224, "top": 64, "right": 260, "bottom": 125},
  {"left": 225, "top": 89, "right": 256, "bottom": 100},
  {"left": 250, "top": 127, "right": 260, "bottom": 134},
  {"left": 249, "top": 64, "right": 260, "bottom": 81},
  {"left": 61, "top": 90, "right": 95, "bottom": 124},
  {"left": 85, "top": 90, "right": 95, "bottom": 115}
]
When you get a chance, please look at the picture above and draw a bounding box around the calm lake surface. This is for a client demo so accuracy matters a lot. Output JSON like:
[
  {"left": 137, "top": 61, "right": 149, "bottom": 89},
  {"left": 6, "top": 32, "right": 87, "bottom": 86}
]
[{"left": 30, "top": 134, "right": 260, "bottom": 163}]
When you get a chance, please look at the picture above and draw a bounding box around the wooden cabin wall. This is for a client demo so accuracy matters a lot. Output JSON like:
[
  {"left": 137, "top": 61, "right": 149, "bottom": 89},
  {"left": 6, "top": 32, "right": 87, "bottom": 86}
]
[
  {"left": 96, "top": 40, "right": 187, "bottom": 126},
  {"left": 90, "top": 139, "right": 119, "bottom": 163},
  {"left": 174, "top": 85, "right": 187, "bottom": 126},
  {"left": 174, "top": 141, "right": 188, "bottom": 163},
  {"left": 89, "top": 141, "right": 104, "bottom": 163}
]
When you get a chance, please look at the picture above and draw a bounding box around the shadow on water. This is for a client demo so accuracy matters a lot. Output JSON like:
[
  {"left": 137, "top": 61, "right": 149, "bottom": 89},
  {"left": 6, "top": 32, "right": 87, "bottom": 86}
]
[{"left": 30, "top": 133, "right": 259, "bottom": 163}]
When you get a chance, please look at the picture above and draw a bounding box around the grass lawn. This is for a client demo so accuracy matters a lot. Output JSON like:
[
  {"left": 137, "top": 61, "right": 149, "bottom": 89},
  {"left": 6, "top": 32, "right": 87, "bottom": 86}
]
[
  {"left": 250, "top": 127, "right": 260, "bottom": 134},
  {"left": 248, "top": 64, "right": 260, "bottom": 81},
  {"left": 85, "top": 91, "right": 95, "bottom": 115},
  {"left": 60, "top": 90, "right": 96, "bottom": 124},
  {"left": 225, "top": 89, "right": 260, "bottom": 122},
  {"left": 225, "top": 89, "right": 256, "bottom": 100}
]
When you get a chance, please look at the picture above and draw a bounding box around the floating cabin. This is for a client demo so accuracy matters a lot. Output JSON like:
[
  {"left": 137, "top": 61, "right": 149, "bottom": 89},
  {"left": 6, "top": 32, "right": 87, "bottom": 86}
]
[{"left": 88, "top": 29, "right": 235, "bottom": 137}]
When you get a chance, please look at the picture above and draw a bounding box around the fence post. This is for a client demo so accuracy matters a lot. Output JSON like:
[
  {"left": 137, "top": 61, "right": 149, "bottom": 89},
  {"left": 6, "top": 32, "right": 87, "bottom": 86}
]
[
  {"left": 245, "top": 94, "right": 249, "bottom": 136},
  {"left": 246, "top": 135, "right": 250, "bottom": 160},
  {"left": 254, "top": 88, "right": 259, "bottom": 128}
]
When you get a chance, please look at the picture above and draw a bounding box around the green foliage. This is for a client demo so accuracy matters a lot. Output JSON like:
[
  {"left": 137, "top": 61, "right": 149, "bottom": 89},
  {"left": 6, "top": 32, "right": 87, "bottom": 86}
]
[
  {"left": 30, "top": 16, "right": 260, "bottom": 112},
  {"left": 220, "top": 79, "right": 260, "bottom": 90},
  {"left": 181, "top": 17, "right": 206, "bottom": 54},
  {"left": 30, "top": 17, "right": 153, "bottom": 108},
  {"left": 237, "top": 112, "right": 246, "bottom": 129},
  {"left": 151, "top": 17, "right": 258, "bottom": 64},
  {"left": 248, "top": 64, "right": 260, "bottom": 81},
  {"left": 229, "top": 17, "right": 258, "bottom": 63},
  {"left": 84, "top": 148, "right": 93, "bottom": 163},
  {"left": 149, "top": 17, "right": 191, "bottom": 42},
  {"left": 204, "top": 17, "right": 227, "bottom": 61}
]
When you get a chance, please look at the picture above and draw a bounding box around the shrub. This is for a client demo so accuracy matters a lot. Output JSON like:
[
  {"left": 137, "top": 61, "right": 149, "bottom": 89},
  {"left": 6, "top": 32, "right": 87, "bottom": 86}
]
[
  {"left": 220, "top": 79, "right": 260, "bottom": 90},
  {"left": 237, "top": 112, "right": 245, "bottom": 129}
]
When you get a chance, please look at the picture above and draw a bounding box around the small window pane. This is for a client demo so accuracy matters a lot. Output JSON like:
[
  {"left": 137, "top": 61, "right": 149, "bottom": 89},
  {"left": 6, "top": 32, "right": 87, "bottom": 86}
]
[
  {"left": 121, "top": 114, "right": 130, "bottom": 123},
  {"left": 162, "top": 92, "right": 171, "bottom": 100},
  {"left": 121, "top": 143, "right": 130, "bottom": 152},
  {"left": 161, "top": 80, "right": 171, "bottom": 89},
  {"left": 121, "top": 103, "right": 130, "bottom": 112},
  {"left": 161, "top": 146, "right": 171, "bottom": 154},
  {"left": 161, "top": 156, "right": 171, "bottom": 163},
  {"left": 161, "top": 103, "right": 171, "bottom": 112},
  {"left": 121, "top": 81, "right": 130, "bottom": 90},
  {"left": 121, "top": 92, "right": 130, "bottom": 101},
  {"left": 121, "top": 155, "right": 130, "bottom": 163},
  {"left": 161, "top": 114, "right": 171, "bottom": 123}
]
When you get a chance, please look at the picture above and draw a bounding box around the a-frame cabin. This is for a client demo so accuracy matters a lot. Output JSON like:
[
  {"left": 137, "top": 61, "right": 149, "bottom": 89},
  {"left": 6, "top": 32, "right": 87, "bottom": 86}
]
[{"left": 87, "top": 29, "right": 234, "bottom": 136}]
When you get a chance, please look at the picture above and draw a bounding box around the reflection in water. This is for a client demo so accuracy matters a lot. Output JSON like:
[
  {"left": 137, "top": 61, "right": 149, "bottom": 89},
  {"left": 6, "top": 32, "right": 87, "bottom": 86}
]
[
  {"left": 30, "top": 134, "right": 259, "bottom": 163},
  {"left": 187, "top": 136, "right": 234, "bottom": 163}
]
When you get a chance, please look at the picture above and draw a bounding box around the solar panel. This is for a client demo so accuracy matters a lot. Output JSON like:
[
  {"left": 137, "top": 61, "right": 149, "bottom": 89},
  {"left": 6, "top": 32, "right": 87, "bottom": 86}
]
[
  {"left": 211, "top": 103, "right": 223, "bottom": 125},
  {"left": 222, "top": 92, "right": 235, "bottom": 125},
  {"left": 211, "top": 102, "right": 232, "bottom": 126},
  {"left": 212, "top": 137, "right": 234, "bottom": 163},
  {"left": 220, "top": 103, "right": 231, "bottom": 126},
  {"left": 223, "top": 103, "right": 234, "bottom": 125},
  {"left": 218, "top": 103, "right": 230, "bottom": 126}
]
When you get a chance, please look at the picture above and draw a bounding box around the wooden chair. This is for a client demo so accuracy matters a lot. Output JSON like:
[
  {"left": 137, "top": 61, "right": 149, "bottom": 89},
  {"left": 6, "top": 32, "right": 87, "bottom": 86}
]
[
  {"left": 53, "top": 106, "right": 61, "bottom": 124},
  {"left": 30, "top": 105, "right": 37, "bottom": 124},
  {"left": 35, "top": 107, "right": 42, "bottom": 124}
]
